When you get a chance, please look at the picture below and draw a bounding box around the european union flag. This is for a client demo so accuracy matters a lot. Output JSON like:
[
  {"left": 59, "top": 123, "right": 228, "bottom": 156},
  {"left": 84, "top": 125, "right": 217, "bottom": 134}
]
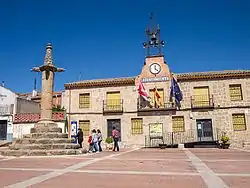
[{"left": 170, "top": 77, "right": 183, "bottom": 106}]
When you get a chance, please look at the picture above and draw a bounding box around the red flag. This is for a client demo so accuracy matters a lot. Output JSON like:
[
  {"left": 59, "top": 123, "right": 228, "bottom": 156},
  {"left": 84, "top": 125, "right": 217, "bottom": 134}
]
[{"left": 138, "top": 80, "right": 151, "bottom": 102}]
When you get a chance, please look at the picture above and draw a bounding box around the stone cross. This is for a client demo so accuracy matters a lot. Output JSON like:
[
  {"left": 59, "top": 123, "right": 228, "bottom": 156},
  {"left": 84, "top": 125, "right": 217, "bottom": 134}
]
[{"left": 32, "top": 43, "right": 65, "bottom": 122}]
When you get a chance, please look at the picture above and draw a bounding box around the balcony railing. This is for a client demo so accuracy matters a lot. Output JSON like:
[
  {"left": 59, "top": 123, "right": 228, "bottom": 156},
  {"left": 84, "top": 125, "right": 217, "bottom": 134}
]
[
  {"left": 191, "top": 95, "right": 214, "bottom": 109},
  {"left": 0, "top": 105, "right": 14, "bottom": 115},
  {"left": 103, "top": 99, "right": 123, "bottom": 113},
  {"left": 137, "top": 98, "right": 176, "bottom": 111}
]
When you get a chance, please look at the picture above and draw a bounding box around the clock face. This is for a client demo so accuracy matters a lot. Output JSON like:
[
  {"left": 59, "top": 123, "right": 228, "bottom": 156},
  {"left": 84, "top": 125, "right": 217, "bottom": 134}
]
[{"left": 149, "top": 63, "right": 161, "bottom": 74}]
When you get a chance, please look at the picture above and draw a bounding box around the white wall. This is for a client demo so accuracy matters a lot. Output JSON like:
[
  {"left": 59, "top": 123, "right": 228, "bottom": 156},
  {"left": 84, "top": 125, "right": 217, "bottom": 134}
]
[
  {"left": 13, "top": 122, "right": 65, "bottom": 139},
  {"left": 0, "top": 86, "right": 17, "bottom": 114}
]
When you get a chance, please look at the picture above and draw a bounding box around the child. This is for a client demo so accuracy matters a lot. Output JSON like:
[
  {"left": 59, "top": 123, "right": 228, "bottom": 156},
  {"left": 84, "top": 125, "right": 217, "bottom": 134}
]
[{"left": 88, "top": 134, "right": 93, "bottom": 153}]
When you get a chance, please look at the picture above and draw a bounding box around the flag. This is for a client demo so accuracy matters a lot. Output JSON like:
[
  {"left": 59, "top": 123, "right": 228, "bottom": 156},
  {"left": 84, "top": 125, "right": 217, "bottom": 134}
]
[
  {"left": 170, "top": 75, "right": 183, "bottom": 107},
  {"left": 138, "top": 80, "right": 152, "bottom": 108},
  {"left": 138, "top": 80, "right": 151, "bottom": 102},
  {"left": 153, "top": 87, "right": 162, "bottom": 108}
]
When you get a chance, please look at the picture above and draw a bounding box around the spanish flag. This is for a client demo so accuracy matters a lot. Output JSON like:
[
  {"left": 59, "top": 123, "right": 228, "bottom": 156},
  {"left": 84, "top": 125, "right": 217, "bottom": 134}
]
[{"left": 154, "top": 87, "right": 162, "bottom": 108}]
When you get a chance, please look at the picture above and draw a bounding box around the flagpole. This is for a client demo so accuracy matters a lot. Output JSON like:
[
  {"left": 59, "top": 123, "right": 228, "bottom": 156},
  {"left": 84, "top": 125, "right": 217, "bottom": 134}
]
[
  {"left": 154, "top": 74, "right": 157, "bottom": 108},
  {"left": 171, "top": 73, "right": 176, "bottom": 107}
]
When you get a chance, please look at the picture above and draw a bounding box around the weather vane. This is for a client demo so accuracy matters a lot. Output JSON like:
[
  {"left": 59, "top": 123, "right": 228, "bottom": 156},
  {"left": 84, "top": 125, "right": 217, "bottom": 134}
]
[{"left": 143, "top": 12, "right": 165, "bottom": 57}]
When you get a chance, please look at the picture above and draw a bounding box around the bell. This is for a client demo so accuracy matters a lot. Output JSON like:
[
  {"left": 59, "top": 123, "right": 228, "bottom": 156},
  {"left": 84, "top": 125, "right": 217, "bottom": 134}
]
[{"left": 151, "top": 33, "right": 157, "bottom": 41}]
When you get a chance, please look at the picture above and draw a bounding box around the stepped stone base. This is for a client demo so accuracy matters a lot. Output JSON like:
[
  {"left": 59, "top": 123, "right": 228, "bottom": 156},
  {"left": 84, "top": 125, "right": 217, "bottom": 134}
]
[{"left": 0, "top": 121, "right": 86, "bottom": 157}]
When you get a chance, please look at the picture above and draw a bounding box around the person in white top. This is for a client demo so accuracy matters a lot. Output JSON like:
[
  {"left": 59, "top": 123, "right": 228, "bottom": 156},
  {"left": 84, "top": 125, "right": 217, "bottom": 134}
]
[{"left": 91, "top": 129, "right": 99, "bottom": 152}]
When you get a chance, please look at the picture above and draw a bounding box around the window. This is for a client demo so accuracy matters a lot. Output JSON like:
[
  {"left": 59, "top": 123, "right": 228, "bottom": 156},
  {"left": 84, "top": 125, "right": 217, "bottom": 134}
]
[
  {"left": 172, "top": 116, "right": 185, "bottom": 132},
  {"left": 131, "top": 118, "right": 143, "bottom": 135},
  {"left": 229, "top": 84, "right": 243, "bottom": 101},
  {"left": 79, "top": 93, "right": 90, "bottom": 108},
  {"left": 149, "top": 88, "right": 164, "bottom": 107},
  {"left": 232, "top": 114, "right": 246, "bottom": 131},
  {"left": 193, "top": 87, "right": 210, "bottom": 107},
  {"left": 79, "top": 120, "right": 90, "bottom": 136},
  {"left": 106, "top": 92, "right": 121, "bottom": 110}
]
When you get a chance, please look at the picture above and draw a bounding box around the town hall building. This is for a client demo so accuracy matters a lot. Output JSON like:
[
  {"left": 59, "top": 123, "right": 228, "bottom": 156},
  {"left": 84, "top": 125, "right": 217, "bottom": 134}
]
[{"left": 63, "top": 19, "right": 250, "bottom": 148}]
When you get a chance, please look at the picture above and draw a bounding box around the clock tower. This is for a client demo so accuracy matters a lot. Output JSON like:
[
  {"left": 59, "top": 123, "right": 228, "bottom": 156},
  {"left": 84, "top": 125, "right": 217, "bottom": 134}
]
[{"left": 136, "top": 13, "right": 171, "bottom": 85}]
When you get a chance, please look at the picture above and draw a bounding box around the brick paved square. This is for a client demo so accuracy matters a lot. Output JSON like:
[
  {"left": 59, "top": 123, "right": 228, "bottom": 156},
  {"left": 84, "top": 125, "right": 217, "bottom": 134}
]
[
  {"left": 32, "top": 173, "right": 207, "bottom": 188},
  {"left": 1, "top": 148, "right": 250, "bottom": 188},
  {"left": 0, "top": 170, "right": 48, "bottom": 187},
  {"left": 118, "top": 149, "right": 188, "bottom": 160},
  {"left": 0, "top": 157, "right": 90, "bottom": 169},
  {"left": 220, "top": 176, "right": 250, "bottom": 188},
  {"left": 190, "top": 149, "right": 250, "bottom": 160},
  {"left": 82, "top": 159, "right": 196, "bottom": 172},
  {"left": 205, "top": 161, "right": 250, "bottom": 174}
]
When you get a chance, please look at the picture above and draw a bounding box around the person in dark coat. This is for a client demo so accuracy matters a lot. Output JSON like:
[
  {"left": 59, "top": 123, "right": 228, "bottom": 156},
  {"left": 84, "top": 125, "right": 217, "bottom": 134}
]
[{"left": 76, "top": 128, "right": 83, "bottom": 148}]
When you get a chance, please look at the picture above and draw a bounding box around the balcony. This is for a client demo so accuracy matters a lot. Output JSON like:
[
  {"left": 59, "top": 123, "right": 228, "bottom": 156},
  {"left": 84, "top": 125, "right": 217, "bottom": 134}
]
[
  {"left": 0, "top": 105, "right": 14, "bottom": 115},
  {"left": 103, "top": 99, "right": 123, "bottom": 114},
  {"left": 191, "top": 95, "right": 214, "bottom": 109},
  {"left": 137, "top": 98, "right": 177, "bottom": 112}
]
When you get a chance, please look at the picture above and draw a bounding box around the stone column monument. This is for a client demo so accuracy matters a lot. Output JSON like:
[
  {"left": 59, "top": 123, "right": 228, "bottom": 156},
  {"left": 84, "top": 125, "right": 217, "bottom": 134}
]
[
  {"left": 31, "top": 43, "right": 65, "bottom": 132},
  {"left": 1, "top": 43, "right": 86, "bottom": 156}
]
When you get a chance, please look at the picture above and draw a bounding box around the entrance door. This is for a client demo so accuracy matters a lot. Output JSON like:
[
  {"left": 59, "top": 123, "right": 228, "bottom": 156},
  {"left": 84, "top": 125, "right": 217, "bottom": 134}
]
[
  {"left": 196, "top": 119, "right": 213, "bottom": 141},
  {"left": 0, "top": 120, "right": 7, "bottom": 140},
  {"left": 107, "top": 119, "right": 121, "bottom": 141}
]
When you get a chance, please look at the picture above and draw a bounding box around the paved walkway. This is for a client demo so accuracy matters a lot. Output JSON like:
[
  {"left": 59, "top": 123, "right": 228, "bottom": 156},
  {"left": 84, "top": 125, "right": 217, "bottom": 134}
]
[{"left": 0, "top": 148, "right": 250, "bottom": 188}]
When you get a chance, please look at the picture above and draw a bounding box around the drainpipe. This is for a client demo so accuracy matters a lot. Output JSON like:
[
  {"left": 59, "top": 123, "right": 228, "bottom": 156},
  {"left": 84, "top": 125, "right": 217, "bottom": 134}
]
[{"left": 68, "top": 89, "right": 71, "bottom": 137}]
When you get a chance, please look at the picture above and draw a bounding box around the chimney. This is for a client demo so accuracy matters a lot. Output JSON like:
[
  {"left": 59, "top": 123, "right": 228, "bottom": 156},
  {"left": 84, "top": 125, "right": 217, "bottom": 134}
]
[{"left": 32, "top": 77, "right": 37, "bottom": 97}]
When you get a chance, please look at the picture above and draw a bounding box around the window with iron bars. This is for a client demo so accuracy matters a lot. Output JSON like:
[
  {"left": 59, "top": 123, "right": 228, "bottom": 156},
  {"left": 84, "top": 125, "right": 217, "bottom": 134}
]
[
  {"left": 79, "top": 93, "right": 90, "bottom": 108},
  {"left": 131, "top": 118, "right": 143, "bottom": 135},
  {"left": 232, "top": 114, "right": 246, "bottom": 131}
]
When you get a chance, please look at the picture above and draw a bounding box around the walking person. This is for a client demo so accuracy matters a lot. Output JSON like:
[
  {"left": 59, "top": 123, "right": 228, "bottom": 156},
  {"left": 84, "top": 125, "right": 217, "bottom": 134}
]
[
  {"left": 76, "top": 128, "right": 83, "bottom": 148},
  {"left": 97, "top": 129, "right": 103, "bottom": 152},
  {"left": 112, "top": 126, "right": 120, "bottom": 152},
  {"left": 87, "top": 133, "right": 93, "bottom": 153},
  {"left": 91, "top": 129, "right": 99, "bottom": 152}
]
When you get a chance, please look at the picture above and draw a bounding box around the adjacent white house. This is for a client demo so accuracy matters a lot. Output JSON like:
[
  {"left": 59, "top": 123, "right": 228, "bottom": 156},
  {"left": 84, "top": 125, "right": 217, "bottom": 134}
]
[
  {"left": 0, "top": 84, "right": 41, "bottom": 141},
  {"left": 0, "top": 85, "right": 17, "bottom": 141}
]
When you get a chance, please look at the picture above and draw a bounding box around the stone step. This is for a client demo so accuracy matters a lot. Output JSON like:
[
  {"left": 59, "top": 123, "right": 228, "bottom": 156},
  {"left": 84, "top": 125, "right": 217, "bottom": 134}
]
[
  {"left": 30, "top": 127, "right": 62, "bottom": 133},
  {"left": 14, "top": 138, "right": 74, "bottom": 145},
  {"left": 0, "top": 148, "right": 87, "bottom": 157},
  {"left": 10, "top": 143, "right": 79, "bottom": 150},
  {"left": 30, "top": 133, "right": 69, "bottom": 139}
]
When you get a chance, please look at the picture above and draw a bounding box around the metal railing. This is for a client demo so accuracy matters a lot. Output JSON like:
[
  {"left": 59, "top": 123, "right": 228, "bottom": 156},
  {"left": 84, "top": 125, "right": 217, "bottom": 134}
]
[
  {"left": 191, "top": 95, "right": 214, "bottom": 108},
  {"left": 145, "top": 129, "right": 196, "bottom": 147},
  {"left": 137, "top": 97, "right": 176, "bottom": 111},
  {"left": 103, "top": 99, "right": 123, "bottom": 113}
]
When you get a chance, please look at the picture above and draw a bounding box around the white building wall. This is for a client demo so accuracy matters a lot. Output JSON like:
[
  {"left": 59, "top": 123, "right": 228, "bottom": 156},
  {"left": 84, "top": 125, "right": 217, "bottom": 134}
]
[
  {"left": 13, "top": 122, "right": 65, "bottom": 139},
  {"left": 0, "top": 86, "right": 18, "bottom": 141}
]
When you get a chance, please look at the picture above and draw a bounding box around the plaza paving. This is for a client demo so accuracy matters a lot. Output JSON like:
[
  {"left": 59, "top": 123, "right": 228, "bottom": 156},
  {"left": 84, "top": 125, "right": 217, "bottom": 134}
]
[{"left": 0, "top": 148, "right": 250, "bottom": 188}]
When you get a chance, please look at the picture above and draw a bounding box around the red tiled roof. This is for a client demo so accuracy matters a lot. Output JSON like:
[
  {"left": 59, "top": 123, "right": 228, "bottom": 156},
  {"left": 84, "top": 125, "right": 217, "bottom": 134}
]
[
  {"left": 64, "top": 70, "right": 250, "bottom": 89},
  {"left": 18, "top": 91, "right": 62, "bottom": 98},
  {"left": 14, "top": 112, "right": 65, "bottom": 124}
]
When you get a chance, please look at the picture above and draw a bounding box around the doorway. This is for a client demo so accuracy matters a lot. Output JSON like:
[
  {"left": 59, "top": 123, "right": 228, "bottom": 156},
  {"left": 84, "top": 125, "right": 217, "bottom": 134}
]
[
  {"left": 196, "top": 119, "right": 213, "bottom": 141},
  {"left": 0, "top": 120, "right": 7, "bottom": 140},
  {"left": 107, "top": 119, "right": 121, "bottom": 141}
]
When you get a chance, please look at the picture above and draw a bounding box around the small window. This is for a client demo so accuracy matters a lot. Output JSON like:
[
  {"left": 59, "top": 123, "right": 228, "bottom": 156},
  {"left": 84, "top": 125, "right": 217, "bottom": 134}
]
[
  {"left": 79, "top": 120, "right": 90, "bottom": 136},
  {"left": 232, "top": 114, "right": 246, "bottom": 131},
  {"left": 229, "top": 84, "right": 243, "bottom": 101},
  {"left": 172, "top": 116, "right": 185, "bottom": 132},
  {"left": 79, "top": 93, "right": 90, "bottom": 108},
  {"left": 131, "top": 118, "right": 143, "bottom": 135}
]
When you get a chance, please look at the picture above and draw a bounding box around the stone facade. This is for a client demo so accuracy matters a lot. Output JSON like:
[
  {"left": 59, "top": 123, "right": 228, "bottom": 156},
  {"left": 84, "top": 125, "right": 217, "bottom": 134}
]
[{"left": 64, "top": 55, "right": 250, "bottom": 148}]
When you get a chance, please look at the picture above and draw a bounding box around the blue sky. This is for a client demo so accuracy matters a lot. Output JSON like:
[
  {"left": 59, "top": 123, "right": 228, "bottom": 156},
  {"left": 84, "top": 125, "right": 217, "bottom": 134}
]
[{"left": 1, "top": 0, "right": 250, "bottom": 93}]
